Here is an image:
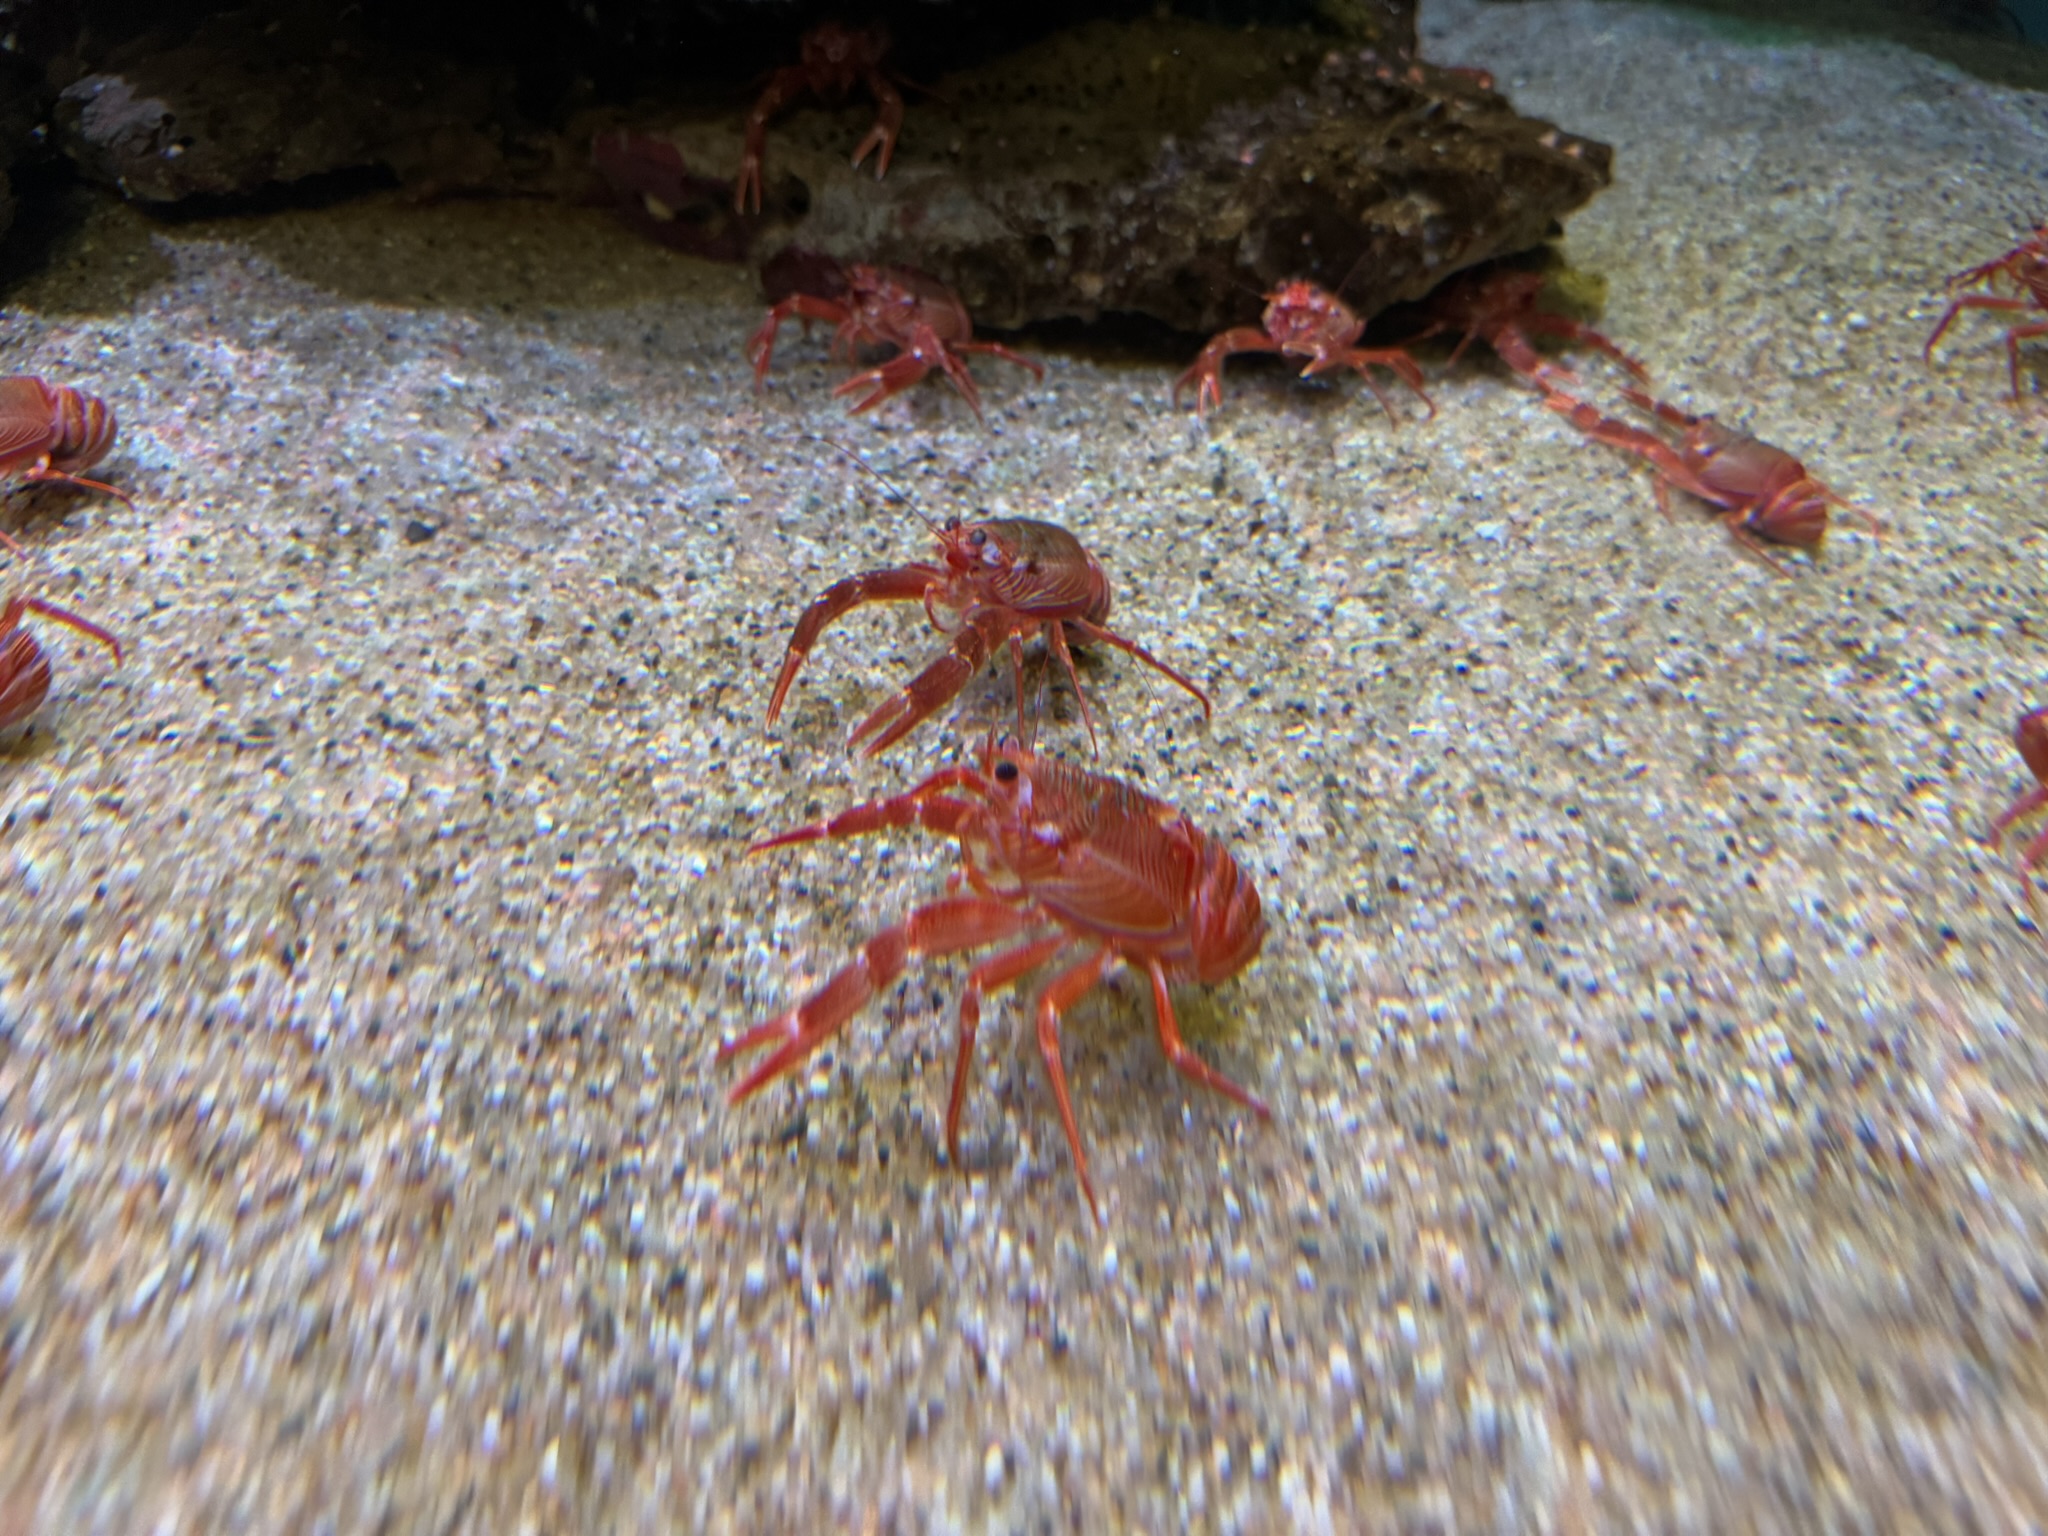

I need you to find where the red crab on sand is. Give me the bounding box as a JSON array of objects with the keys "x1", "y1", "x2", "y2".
[
  {"x1": 749, "y1": 256, "x2": 1042, "y2": 422},
  {"x1": 1174, "y1": 279, "x2": 1434, "y2": 421},
  {"x1": 1546, "y1": 385, "x2": 1880, "y2": 575},
  {"x1": 1925, "y1": 220, "x2": 2048, "y2": 402}
]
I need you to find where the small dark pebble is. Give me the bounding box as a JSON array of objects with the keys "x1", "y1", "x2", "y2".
[{"x1": 404, "y1": 519, "x2": 437, "y2": 544}]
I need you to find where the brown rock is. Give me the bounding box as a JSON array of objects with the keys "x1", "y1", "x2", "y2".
[
  {"x1": 51, "y1": 8, "x2": 525, "y2": 205},
  {"x1": 743, "y1": 18, "x2": 1610, "y2": 334}
]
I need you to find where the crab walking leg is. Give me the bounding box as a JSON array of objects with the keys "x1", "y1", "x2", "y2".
[
  {"x1": 720, "y1": 895, "x2": 1036, "y2": 1099},
  {"x1": 834, "y1": 322, "x2": 986, "y2": 421},
  {"x1": 1459, "y1": 322, "x2": 1576, "y2": 388},
  {"x1": 1297, "y1": 346, "x2": 1436, "y2": 422},
  {"x1": 12, "y1": 596, "x2": 123, "y2": 664},
  {"x1": 1993, "y1": 785, "x2": 2048, "y2": 847},
  {"x1": 945, "y1": 932, "x2": 1072, "y2": 1162},
  {"x1": 1042, "y1": 621, "x2": 1100, "y2": 754},
  {"x1": 1005, "y1": 630, "x2": 1031, "y2": 742},
  {"x1": 1144, "y1": 958, "x2": 1269, "y2": 1115},
  {"x1": 1924, "y1": 292, "x2": 2034, "y2": 378},
  {"x1": 1519, "y1": 310, "x2": 1650, "y2": 381},
  {"x1": 766, "y1": 565, "x2": 943, "y2": 725},
  {"x1": 1032, "y1": 946, "x2": 1121, "y2": 1222},
  {"x1": 954, "y1": 340, "x2": 1047, "y2": 382},
  {"x1": 1542, "y1": 394, "x2": 1729, "y2": 505},
  {"x1": 15, "y1": 462, "x2": 135, "y2": 508},
  {"x1": 1066, "y1": 617, "x2": 1214, "y2": 719},
  {"x1": 2001, "y1": 319, "x2": 2048, "y2": 401},
  {"x1": 748, "y1": 293, "x2": 854, "y2": 384},
  {"x1": 736, "y1": 65, "x2": 813, "y2": 213},
  {"x1": 850, "y1": 71, "x2": 905, "y2": 175},
  {"x1": 2020, "y1": 825, "x2": 2048, "y2": 917},
  {"x1": 1172, "y1": 329, "x2": 1279, "y2": 415}
]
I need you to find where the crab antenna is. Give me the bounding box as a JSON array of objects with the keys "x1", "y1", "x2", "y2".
[
  {"x1": 818, "y1": 437, "x2": 945, "y2": 537},
  {"x1": 1330, "y1": 245, "x2": 1378, "y2": 305}
]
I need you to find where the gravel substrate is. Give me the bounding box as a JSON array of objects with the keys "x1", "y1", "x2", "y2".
[{"x1": 5, "y1": 2, "x2": 2048, "y2": 1530}]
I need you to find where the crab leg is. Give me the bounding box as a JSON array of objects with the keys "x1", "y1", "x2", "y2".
[
  {"x1": 849, "y1": 606, "x2": 1015, "y2": 756},
  {"x1": 1032, "y1": 946, "x2": 1120, "y2": 1222},
  {"x1": 1173, "y1": 329, "x2": 1280, "y2": 416},
  {"x1": 736, "y1": 64, "x2": 813, "y2": 213},
  {"x1": 766, "y1": 564, "x2": 944, "y2": 724},
  {"x1": 850, "y1": 71, "x2": 905, "y2": 176},
  {"x1": 955, "y1": 340, "x2": 1047, "y2": 382},
  {"x1": 749, "y1": 294, "x2": 852, "y2": 386},
  {"x1": 1543, "y1": 393, "x2": 1730, "y2": 507},
  {"x1": 1721, "y1": 520, "x2": 1797, "y2": 579},
  {"x1": 8, "y1": 595, "x2": 123, "y2": 663},
  {"x1": 1300, "y1": 346, "x2": 1436, "y2": 422},
  {"x1": 720, "y1": 895, "x2": 1035, "y2": 1100},
  {"x1": 1924, "y1": 292, "x2": 2031, "y2": 366},
  {"x1": 1993, "y1": 785, "x2": 2048, "y2": 847},
  {"x1": 1520, "y1": 311, "x2": 1650, "y2": 381},
  {"x1": 1144, "y1": 957, "x2": 1269, "y2": 1116},
  {"x1": 835, "y1": 322, "x2": 983, "y2": 421},
  {"x1": 946, "y1": 932, "x2": 1072, "y2": 1161},
  {"x1": 1064, "y1": 617, "x2": 1212, "y2": 721},
  {"x1": 2020, "y1": 826, "x2": 2048, "y2": 917},
  {"x1": 16, "y1": 458, "x2": 136, "y2": 510}
]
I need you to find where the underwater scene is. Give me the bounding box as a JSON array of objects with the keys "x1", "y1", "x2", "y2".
[{"x1": 2, "y1": 0, "x2": 2048, "y2": 1528}]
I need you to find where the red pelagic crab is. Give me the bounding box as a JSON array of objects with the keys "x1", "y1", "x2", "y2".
[
  {"x1": 0, "y1": 532, "x2": 122, "y2": 733},
  {"x1": 1546, "y1": 385, "x2": 1880, "y2": 574},
  {"x1": 1407, "y1": 266, "x2": 1647, "y2": 390},
  {"x1": 736, "y1": 22, "x2": 907, "y2": 215},
  {"x1": 0, "y1": 376, "x2": 133, "y2": 510},
  {"x1": 722, "y1": 739, "x2": 1270, "y2": 1222},
  {"x1": 767, "y1": 512, "x2": 1210, "y2": 756},
  {"x1": 1925, "y1": 220, "x2": 2048, "y2": 401},
  {"x1": 749, "y1": 258, "x2": 1042, "y2": 422},
  {"x1": 1991, "y1": 706, "x2": 2048, "y2": 915},
  {"x1": 1175, "y1": 279, "x2": 1434, "y2": 421}
]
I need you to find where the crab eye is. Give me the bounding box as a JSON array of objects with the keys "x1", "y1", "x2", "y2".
[
  {"x1": 993, "y1": 759, "x2": 1019, "y2": 783},
  {"x1": 968, "y1": 528, "x2": 987, "y2": 547}
]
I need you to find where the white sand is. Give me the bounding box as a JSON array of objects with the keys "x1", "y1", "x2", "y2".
[{"x1": 3, "y1": 2, "x2": 2048, "y2": 1528}]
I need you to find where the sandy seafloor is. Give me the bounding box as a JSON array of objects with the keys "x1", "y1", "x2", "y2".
[{"x1": 5, "y1": 1, "x2": 2048, "y2": 1530}]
